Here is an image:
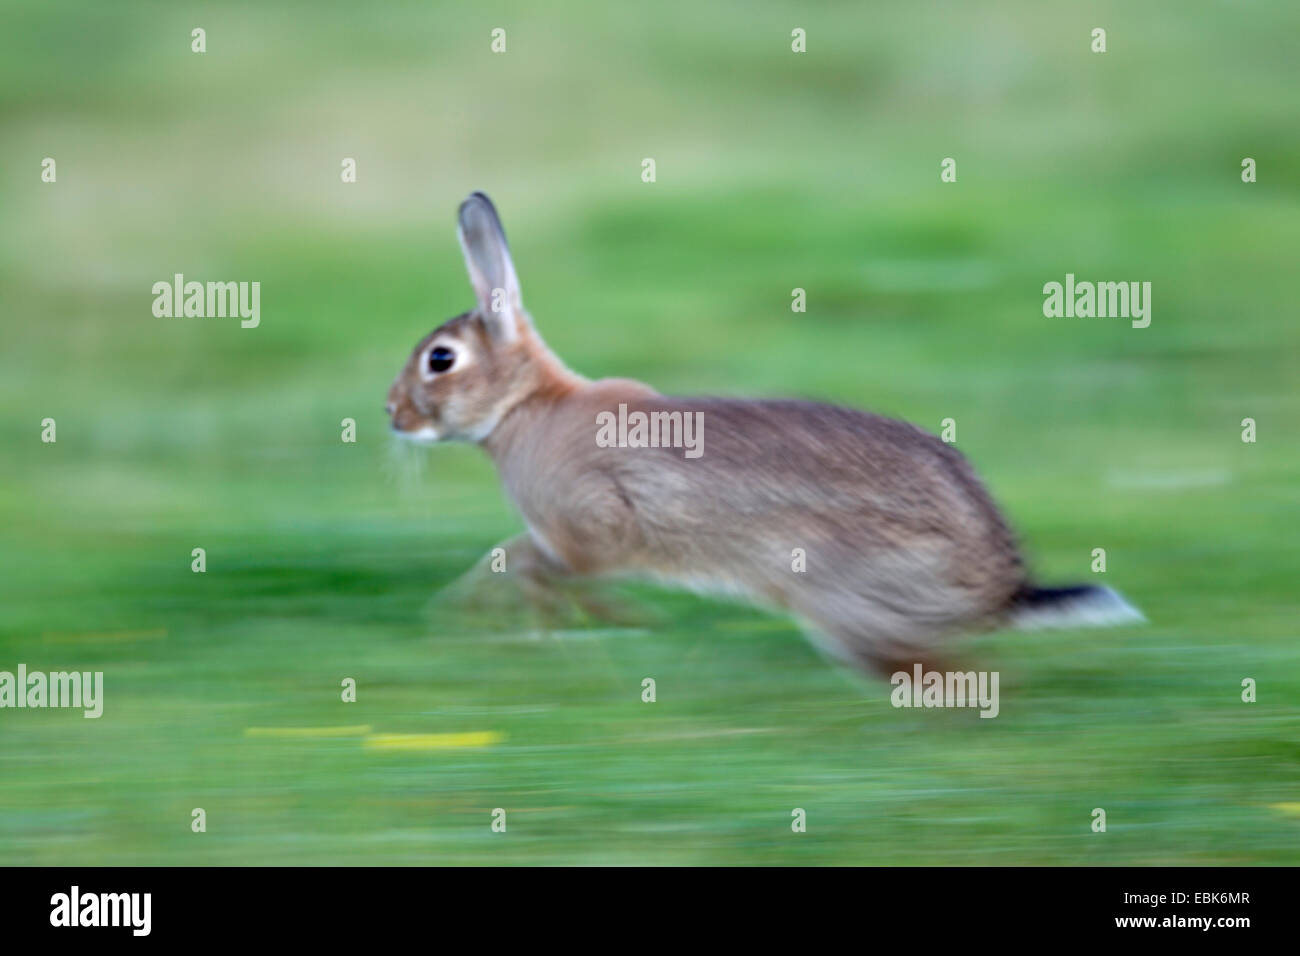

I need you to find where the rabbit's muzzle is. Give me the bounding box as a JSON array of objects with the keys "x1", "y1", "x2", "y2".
[{"x1": 386, "y1": 380, "x2": 439, "y2": 442}]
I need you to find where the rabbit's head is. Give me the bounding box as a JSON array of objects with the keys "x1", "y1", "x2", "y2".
[{"x1": 387, "y1": 193, "x2": 577, "y2": 444}]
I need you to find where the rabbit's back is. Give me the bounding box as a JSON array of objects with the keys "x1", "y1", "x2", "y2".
[{"x1": 489, "y1": 386, "x2": 1027, "y2": 641}]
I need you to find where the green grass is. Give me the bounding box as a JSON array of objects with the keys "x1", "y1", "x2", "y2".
[{"x1": 1, "y1": 0, "x2": 1299, "y2": 864}]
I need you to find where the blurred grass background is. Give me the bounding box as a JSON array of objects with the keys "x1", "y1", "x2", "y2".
[{"x1": 2, "y1": 0, "x2": 1299, "y2": 864}]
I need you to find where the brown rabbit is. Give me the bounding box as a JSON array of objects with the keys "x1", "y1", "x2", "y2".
[{"x1": 387, "y1": 192, "x2": 1143, "y2": 676}]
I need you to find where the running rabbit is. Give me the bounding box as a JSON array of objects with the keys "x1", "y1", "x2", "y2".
[{"x1": 386, "y1": 192, "x2": 1142, "y2": 675}]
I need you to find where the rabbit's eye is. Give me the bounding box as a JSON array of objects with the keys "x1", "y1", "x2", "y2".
[{"x1": 427, "y1": 346, "x2": 455, "y2": 373}]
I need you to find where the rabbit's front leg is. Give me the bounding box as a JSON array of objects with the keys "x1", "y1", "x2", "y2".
[
  {"x1": 490, "y1": 532, "x2": 574, "y2": 620},
  {"x1": 495, "y1": 533, "x2": 649, "y2": 627},
  {"x1": 431, "y1": 533, "x2": 566, "y2": 623},
  {"x1": 433, "y1": 532, "x2": 649, "y2": 630}
]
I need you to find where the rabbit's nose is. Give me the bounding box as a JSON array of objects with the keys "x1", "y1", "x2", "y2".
[{"x1": 385, "y1": 402, "x2": 396, "y2": 417}]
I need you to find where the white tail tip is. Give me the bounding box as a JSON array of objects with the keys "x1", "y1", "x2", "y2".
[{"x1": 1011, "y1": 585, "x2": 1146, "y2": 631}]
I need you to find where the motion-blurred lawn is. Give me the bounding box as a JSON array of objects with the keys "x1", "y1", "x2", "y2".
[{"x1": 2, "y1": 1, "x2": 1299, "y2": 864}]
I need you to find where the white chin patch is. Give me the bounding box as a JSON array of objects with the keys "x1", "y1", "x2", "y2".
[{"x1": 394, "y1": 425, "x2": 440, "y2": 445}]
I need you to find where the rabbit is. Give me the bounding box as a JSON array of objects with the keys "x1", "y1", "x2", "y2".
[{"x1": 386, "y1": 192, "x2": 1144, "y2": 676}]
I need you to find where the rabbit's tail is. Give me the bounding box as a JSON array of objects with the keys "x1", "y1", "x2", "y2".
[{"x1": 1008, "y1": 584, "x2": 1145, "y2": 630}]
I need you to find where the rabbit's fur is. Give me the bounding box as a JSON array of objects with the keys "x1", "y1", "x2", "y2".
[{"x1": 387, "y1": 193, "x2": 1141, "y2": 676}]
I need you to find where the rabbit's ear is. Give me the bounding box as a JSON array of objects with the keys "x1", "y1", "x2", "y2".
[{"x1": 457, "y1": 192, "x2": 526, "y2": 340}]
